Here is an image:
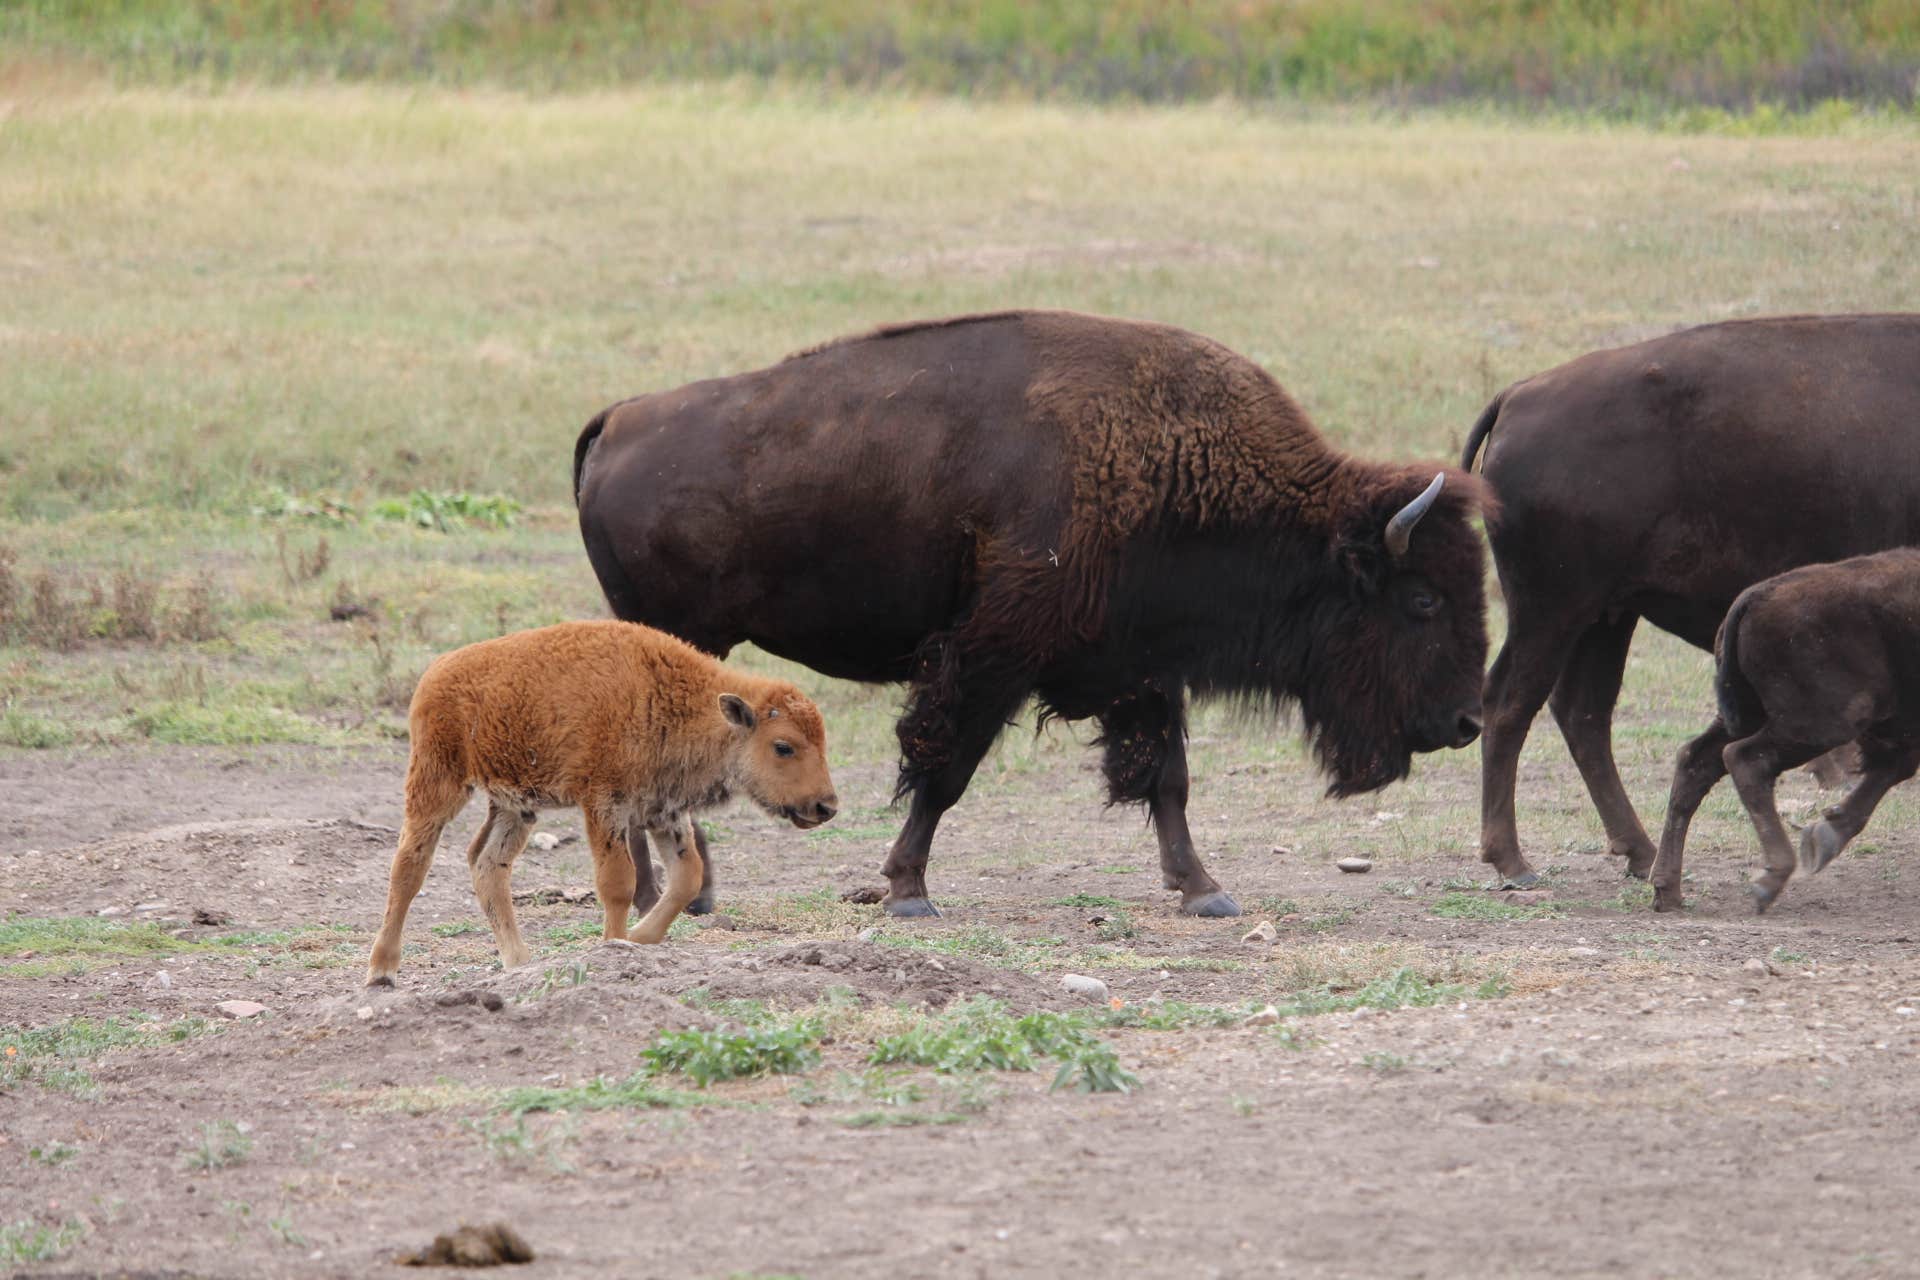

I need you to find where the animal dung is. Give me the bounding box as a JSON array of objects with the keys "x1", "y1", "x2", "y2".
[
  {"x1": 399, "y1": 1222, "x2": 534, "y2": 1267},
  {"x1": 1336, "y1": 857, "x2": 1373, "y2": 874}
]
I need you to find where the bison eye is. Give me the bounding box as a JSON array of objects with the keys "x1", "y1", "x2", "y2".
[
  {"x1": 773, "y1": 740, "x2": 796, "y2": 758},
  {"x1": 1409, "y1": 590, "x2": 1441, "y2": 618}
]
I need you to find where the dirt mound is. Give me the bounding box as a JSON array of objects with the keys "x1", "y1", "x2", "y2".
[
  {"x1": 673, "y1": 938, "x2": 1061, "y2": 1010},
  {"x1": 12, "y1": 816, "x2": 587, "y2": 931}
]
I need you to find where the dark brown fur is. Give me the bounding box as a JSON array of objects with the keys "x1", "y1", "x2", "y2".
[
  {"x1": 577, "y1": 310, "x2": 1490, "y2": 917},
  {"x1": 1652, "y1": 549, "x2": 1920, "y2": 913},
  {"x1": 1463, "y1": 313, "x2": 1920, "y2": 886}
]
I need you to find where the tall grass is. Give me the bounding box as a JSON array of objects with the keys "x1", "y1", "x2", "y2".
[{"x1": 6, "y1": 1, "x2": 1920, "y2": 113}]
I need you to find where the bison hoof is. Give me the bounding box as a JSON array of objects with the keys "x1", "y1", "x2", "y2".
[
  {"x1": 365, "y1": 974, "x2": 396, "y2": 989},
  {"x1": 1651, "y1": 889, "x2": 1683, "y2": 913},
  {"x1": 1799, "y1": 821, "x2": 1844, "y2": 875},
  {"x1": 1181, "y1": 890, "x2": 1241, "y2": 918},
  {"x1": 1498, "y1": 870, "x2": 1541, "y2": 890},
  {"x1": 1749, "y1": 883, "x2": 1781, "y2": 915},
  {"x1": 884, "y1": 896, "x2": 942, "y2": 919},
  {"x1": 685, "y1": 890, "x2": 716, "y2": 916}
]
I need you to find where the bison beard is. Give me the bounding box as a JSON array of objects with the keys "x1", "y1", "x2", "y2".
[{"x1": 575, "y1": 310, "x2": 1490, "y2": 917}]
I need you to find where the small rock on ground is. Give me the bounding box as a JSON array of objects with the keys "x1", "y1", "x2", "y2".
[
  {"x1": 1502, "y1": 890, "x2": 1552, "y2": 905},
  {"x1": 1241, "y1": 1005, "x2": 1280, "y2": 1028},
  {"x1": 215, "y1": 1000, "x2": 267, "y2": 1019},
  {"x1": 1241, "y1": 921, "x2": 1278, "y2": 945},
  {"x1": 529, "y1": 832, "x2": 560, "y2": 851},
  {"x1": 1743, "y1": 957, "x2": 1779, "y2": 977},
  {"x1": 1336, "y1": 857, "x2": 1373, "y2": 874},
  {"x1": 1568, "y1": 946, "x2": 1601, "y2": 958},
  {"x1": 1061, "y1": 973, "x2": 1109, "y2": 1001}
]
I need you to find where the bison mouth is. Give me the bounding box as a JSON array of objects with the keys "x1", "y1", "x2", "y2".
[{"x1": 1322, "y1": 749, "x2": 1413, "y2": 799}]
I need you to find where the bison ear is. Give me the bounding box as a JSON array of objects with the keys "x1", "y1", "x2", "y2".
[
  {"x1": 1336, "y1": 537, "x2": 1388, "y2": 595},
  {"x1": 718, "y1": 693, "x2": 757, "y2": 732}
]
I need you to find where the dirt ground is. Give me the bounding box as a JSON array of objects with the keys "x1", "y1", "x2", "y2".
[{"x1": 6, "y1": 740, "x2": 1920, "y2": 1280}]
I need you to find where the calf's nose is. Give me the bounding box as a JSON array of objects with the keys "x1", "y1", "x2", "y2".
[{"x1": 814, "y1": 797, "x2": 838, "y2": 824}]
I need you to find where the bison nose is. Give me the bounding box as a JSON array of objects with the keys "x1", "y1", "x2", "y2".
[
  {"x1": 814, "y1": 798, "x2": 838, "y2": 824},
  {"x1": 1454, "y1": 712, "x2": 1483, "y2": 748}
]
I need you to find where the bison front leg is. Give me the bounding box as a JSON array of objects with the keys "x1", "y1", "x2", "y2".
[
  {"x1": 1478, "y1": 608, "x2": 1582, "y2": 887},
  {"x1": 1723, "y1": 731, "x2": 1822, "y2": 913},
  {"x1": 629, "y1": 817, "x2": 702, "y2": 944},
  {"x1": 1799, "y1": 743, "x2": 1920, "y2": 875},
  {"x1": 1098, "y1": 686, "x2": 1237, "y2": 917},
  {"x1": 881, "y1": 669, "x2": 1029, "y2": 918}
]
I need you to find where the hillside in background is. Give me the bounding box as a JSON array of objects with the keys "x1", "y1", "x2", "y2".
[{"x1": 7, "y1": 0, "x2": 1920, "y2": 114}]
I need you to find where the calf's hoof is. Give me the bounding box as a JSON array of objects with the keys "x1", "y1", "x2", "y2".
[
  {"x1": 1799, "y1": 821, "x2": 1844, "y2": 875},
  {"x1": 1749, "y1": 882, "x2": 1782, "y2": 915},
  {"x1": 365, "y1": 974, "x2": 396, "y2": 989},
  {"x1": 883, "y1": 896, "x2": 942, "y2": 919},
  {"x1": 1180, "y1": 890, "x2": 1241, "y2": 918},
  {"x1": 685, "y1": 890, "x2": 716, "y2": 916}
]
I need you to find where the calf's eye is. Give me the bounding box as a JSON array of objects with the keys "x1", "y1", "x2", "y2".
[{"x1": 773, "y1": 741, "x2": 796, "y2": 758}]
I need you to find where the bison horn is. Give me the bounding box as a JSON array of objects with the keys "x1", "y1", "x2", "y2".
[{"x1": 1384, "y1": 472, "x2": 1446, "y2": 559}]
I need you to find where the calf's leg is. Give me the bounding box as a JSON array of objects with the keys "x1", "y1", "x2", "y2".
[
  {"x1": 632, "y1": 821, "x2": 716, "y2": 917},
  {"x1": 585, "y1": 806, "x2": 637, "y2": 941},
  {"x1": 1649, "y1": 719, "x2": 1732, "y2": 913},
  {"x1": 366, "y1": 755, "x2": 467, "y2": 987},
  {"x1": 1800, "y1": 743, "x2": 1920, "y2": 874},
  {"x1": 1097, "y1": 683, "x2": 1236, "y2": 917},
  {"x1": 1723, "y1": 731, "x2": 1822, "y2": 913},
  {"x1": 470, "y1": 802, "x2": 536, "y2": 967},
  {"x1": 629, "y1": 817, "x2": 703, "y2": 944}
]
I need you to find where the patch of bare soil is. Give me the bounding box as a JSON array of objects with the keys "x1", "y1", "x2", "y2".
[{"x1": 5, "y1": 744, "x2": 1920, "y2": 1279}]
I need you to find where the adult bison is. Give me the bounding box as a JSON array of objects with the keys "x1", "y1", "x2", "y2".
[
  {"x1": 576, "y1": 310, "x2": 1489, "y2": 918},
  {"x1": 1463, "y1": 313, "x2": 1920, "y2": 888}
]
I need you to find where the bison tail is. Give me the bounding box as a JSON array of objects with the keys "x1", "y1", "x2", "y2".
[
  {"x1": 1459, "y1": 387, "x2": 1509, "y2": 473},
  {"x1": 572, "y1": 406, "x2": 613, "y2": 507},
  {"x1": 1714, "y1": 593, "x2": 1765, "y2": 739}
]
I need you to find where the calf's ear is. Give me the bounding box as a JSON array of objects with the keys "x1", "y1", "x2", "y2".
[{"x1": 718, "y1": 693, "x2": 757, "y2": 731}]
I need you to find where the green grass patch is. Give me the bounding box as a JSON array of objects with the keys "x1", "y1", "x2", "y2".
[
  {"x1": 643, "y1": 1018, "x2": 823, "y2": 1086},
  {"x1": 182, "y1": 1119, "x2": 253, "y2": 1172},
  {"x1": 1050, "y1": 893, "x2": 1128, "y2": 909},
  {"x1": 0, "y1": 1218, "x2": 86, "y2": 1265},
  {"x1": 430, "y1": 920, "x2": 485, "y2": 938},
  {"x1": 11, "y1": 0, "x2": 1920, "y2": 118},
  {"x1": 870, "y1": 997, "x2": 1138, "y2": 1094},
  {"x1": 0, "y1": 915, "x2": 200, "y2": 962},
  {"x1": 0, "y1": 708, "x2": 76, "y2": 749},
  {"x1": 1, "y1": 1013, "x2": 223, "y2": 1096},
  {"x1": 1430, "y1": 891, "x2": 1561, "y2": 922},
  {"x1": 1090, "y1": 1000, "x2": 1255, "y2": 1031},
  {"x1": 502, "y1": 1073, "x2": 715, "y2": 1116},
  {"x1": 1274, "y1": 965, "x2": 1509, "y2": 1018}
]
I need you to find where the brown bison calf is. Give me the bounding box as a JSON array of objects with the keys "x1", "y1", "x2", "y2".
[
  {"x1": 1652, "y1": 549, "x2": 1920, "y2": 914},
  {"x1": 366, "y1": 620, "x2": 838, "y2": 986}
]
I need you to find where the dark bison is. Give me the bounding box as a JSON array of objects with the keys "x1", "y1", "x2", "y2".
[
  {"x1": 1652, "y1": 549, "x2": 1920, "y2": 913},
  {"x1": 1462, "y1": 314, "x2": 1920, "y2": 887},
  {"x1": 576, "y1": 310, "x2": 1490, "y2": 918}
]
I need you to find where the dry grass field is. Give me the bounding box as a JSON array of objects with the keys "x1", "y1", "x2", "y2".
[{"x1": 4, "y1": 77, "x2": 1920, "y2": 1277}]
